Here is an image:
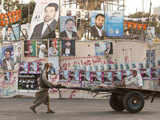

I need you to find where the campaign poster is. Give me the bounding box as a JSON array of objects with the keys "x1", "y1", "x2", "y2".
[
  {"x1": 24, "y1": 40, "x2": 36, "y2": 57},
  {"x1": 0, "y1": 72, "x2": 18, "y2": 97},
  {"x1": 60, "y1": 16, "x2": 78, "y2": 40},
  {"x1": 19, "y1": 62, "x2": 29, "y2": 74},
  {"x1": 14, "y1": 42, "x2": 23, "y2": 65},
  {"x1": 3, "y1": 24, "x2": 20, "y2": 42},
  {"x1": 105, "y1": 11, "x2": 123, "y2": 37},
  {"x1": 68, "y1": 71, "x2": 76, "y2": 82},
  {"x1": 95, "y1": 41, "x2": 113, "y2": 56},
  {"x1": 90, "y1": 11, "x2": 106, "y2": 39},
  {"x1": 96, "y1": 72, "x2": 102, "y2": 82},
  {"x1": 75, "y1": 70, "x2": 80, "y2": 81},
  {"x1": 3, "y1": 72, "x2": 11, "y2": 82},
  {"x1": 0, "y1": 46, "x2": 14, "y2": 71},
  {"x1": 103, "y1": 72, "x2": 112, "y2": 85},
  {"x1": 86, "y1": 71, "x2": 90, "y2": 81},
  {"x1": 145, "y1": 27, "x2": 155, "y2": 43},
  {"x1": 48, "y1": 57, "x2": 59, "y2": 83},
  {"x1": 48, "y1": 38, "x2": 60, "y2": 57},
  {"x1": 61, "y1": 40, "x2": 75, "y2": 56},
  {"x1": 60, "y1": 16, "x2": 76, "y2": 32},
  {"x1": 37, "y1": 40, "x2": 48, "y2": 58},
  {"x1": 90, "y1": 11, "x2": 104, "y2": 28},
  {"x1": 28, "y1": 62, "x2": 38, "y2": 74},
  {"x1": 29, "y1": 0, "x2": 59, "y2": 39},
  {"x1": 63, "y1": 70, "x2": 69, "y2": 81},
  {"x1": 20, "y1": 23, "x2": 29, "y2": 40}
]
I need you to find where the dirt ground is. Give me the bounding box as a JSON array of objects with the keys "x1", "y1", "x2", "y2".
[{"x1": 0, "y1": 98, "x2": 160, "y2": 120}]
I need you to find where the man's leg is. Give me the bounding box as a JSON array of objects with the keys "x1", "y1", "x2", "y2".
[
  {"x1": 46, "y1": 95, "x2": 55, "y2": 113},
  {"x1": 30, "y1": 99, "x2": 43, "y2": 114}
]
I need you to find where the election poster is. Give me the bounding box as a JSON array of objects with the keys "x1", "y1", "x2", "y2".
[{"x1": 29, "y1": 0, "x2": 59, "y2": 39}]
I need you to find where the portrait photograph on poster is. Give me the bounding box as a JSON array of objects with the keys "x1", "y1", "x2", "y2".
[
  {"x1": 95, "y1": 41, "x2": 113, "y2": 56},
  {"x1": 60, "y1": 16, "x2": 79, "y2": 40},
  {"x1": 2, "y1": 24, "x2": 20, "y2": 42},
  {"x1": 28, "y1": 62, "x2": 40, "y2": 74},
  {"x1": 24, "y1": 40, "x2": 36, "y2": 57},
  {"x1": 19, "y1": 62, "x2": 29, "y2": 74},
  {"x1": 48, "y1": 57, "x2": 59, "y2": 75},
  {"x1": 90, "y1": 11, "x2": 105, "y2": 39},
  {"x1": 37, "y1": 40, "x2": 48, "y2": 58},
  {"x1": 14, "y1": 42, "x2": 23, "y2": 65},
  {"x1": 48, "y1": 38, "x2": 60, "y2": 57},
  {"x1": 20, "y1": 23, "x2": 29, "y2": 40},
  {"x1": 61, "y1": 40, "x2": 75, "y2": 56},
  {"x1": 0, "y1": 46, "x2": 14, "y2": 71},
  {"x1": 29, "y1": 0, "x2": 59, "y2": 39}
]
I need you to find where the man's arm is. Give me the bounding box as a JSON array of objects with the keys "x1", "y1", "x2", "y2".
[{"x1": 41, "y1": 72, "x2": 53, "y2": 88}]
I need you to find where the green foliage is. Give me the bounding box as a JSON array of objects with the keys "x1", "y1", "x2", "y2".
[{"x1": 128, "y1": 12, "x2": 150, "y2": 18}]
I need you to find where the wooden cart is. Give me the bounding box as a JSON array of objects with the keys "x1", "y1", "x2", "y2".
[{"x1": 57, "y1": 86, "x2": 160, "y2": 113}]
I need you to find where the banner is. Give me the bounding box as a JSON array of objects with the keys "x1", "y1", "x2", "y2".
[{"x1": 0, "y1": 9, "x2": 21, "y2": 26}]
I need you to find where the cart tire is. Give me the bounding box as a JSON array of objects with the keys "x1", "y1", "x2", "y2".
[
  {"x1": 123, "y1": 91, "x2": 144, "y2": 113},
  {"x1": 109, "y1": 94, "x2": 125, "y2": 112}
]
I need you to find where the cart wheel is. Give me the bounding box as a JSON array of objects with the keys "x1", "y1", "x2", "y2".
[
  {"x1": 123, "y1": 91, "x2": 144, "y2": 113},
  {"x1": 109, "y1": 94, "x2": 125, "y2": 112}
]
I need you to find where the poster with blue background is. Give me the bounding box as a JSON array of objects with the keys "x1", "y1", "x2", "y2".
[
  {"x1": 0, "y1": 46, "x2": 14, "y2": 67},
  {"x1": 3, "y1": 24, "x2": 20, "y2": 41},
  {"x1": 105, "y1": 11, "x2": 123, "y2": 37}
]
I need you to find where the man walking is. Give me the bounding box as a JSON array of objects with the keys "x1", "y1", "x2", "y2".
[{"x1": 30, "y1": 63, "x2": 59, "y2": 113}]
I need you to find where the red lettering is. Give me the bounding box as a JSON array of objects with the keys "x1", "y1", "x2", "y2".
[
  {"x1": 4, "y1": 14, "x2": 9, "y2": 25},
  {"x1": 0, "y1": 14, "x2": 5, "y2": 26},
  {"x1": 8, "y1": 12, "x2": 12, "y2": 24},
  {"x1": 12, "y1": 11, "x2": 16, "y2": 23},
  {"x1": 17, "y1": 9, "x2": 21, "y2": 21}
]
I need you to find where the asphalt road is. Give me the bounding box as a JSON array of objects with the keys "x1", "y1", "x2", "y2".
[{"x1": 0, "y1": 98, "x2": 160, "y2": 120}]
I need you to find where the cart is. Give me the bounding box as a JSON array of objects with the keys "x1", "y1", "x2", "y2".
[{"x1": 56, "y1": 86, "x2": 160, "y2": 113}]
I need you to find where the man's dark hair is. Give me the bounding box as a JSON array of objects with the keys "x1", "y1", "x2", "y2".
[
  {"x1": 45, "y1": 2, "x2": 58, "y2": 11},
  {"x1": 6, "y1": 25, "x2": 12, "y2": 30},
  {"x1": 95, "y1": 14, "x2": 105, "y2": 19},
  {"x1": 5, "y1": 48, "x2": 11, "y2": 55},
  {"x1": 65, "y1": 18, "x2": 75, "y2": 25}
]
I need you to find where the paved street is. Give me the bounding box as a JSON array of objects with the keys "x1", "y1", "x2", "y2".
[{"x1": 0, "y1": 98, "x2": 160, "y2": 120}]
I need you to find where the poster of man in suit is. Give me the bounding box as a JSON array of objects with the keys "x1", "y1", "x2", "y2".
[
  {"x1": 61, "y1": 40, "x2": 75, "y2": 56},
  {"x1": 60, "y1": 16, "x2": 79, "y2": 40},
  {"x1": 29, "y1": 0, "x2": 59, "y2": 39},
  {"x1": 0, "y1": 46, "x2": 14, "y2": 71},
  {"x1": 90, "y1": 11, "x2": 106, "y2": 39}
]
